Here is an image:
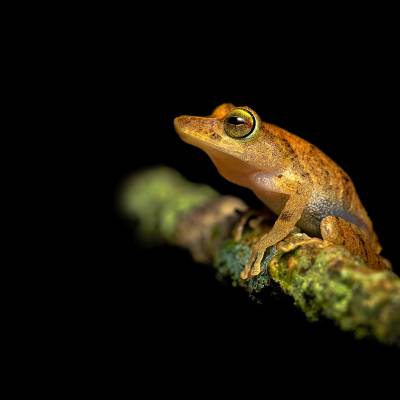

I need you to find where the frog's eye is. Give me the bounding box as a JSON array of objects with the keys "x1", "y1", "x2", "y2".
[{"x1": 224, "y1": 109, "x2": 255, "y2": 139}]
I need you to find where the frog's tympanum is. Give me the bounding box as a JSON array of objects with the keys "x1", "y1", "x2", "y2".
[{"x1": 174, "y1": 104, "x2": 389, "y2": 279}]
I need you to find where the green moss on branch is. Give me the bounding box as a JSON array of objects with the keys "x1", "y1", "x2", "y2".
[{"x1": 119, "y1": 166, "x2": 400, "y2": 347}]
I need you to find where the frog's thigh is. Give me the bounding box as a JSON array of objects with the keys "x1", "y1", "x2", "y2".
[{"x1": 320, "y1": 216, "x2": 386, "y2": 270}]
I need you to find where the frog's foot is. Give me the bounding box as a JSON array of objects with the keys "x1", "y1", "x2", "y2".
[
  {"x1": 320, "y1": 216, "x2": 391, "y2": 271},
  {"x1": 233, "y1": 209, "x2": 273, "y2": 242},
  {"x1": 240, "y1": 243, "x2": 268, "y2": 280}
]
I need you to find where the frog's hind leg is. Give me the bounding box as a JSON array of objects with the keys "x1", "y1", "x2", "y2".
[{"x1": 320, "y1": 216, "x2": 390, "y2": 270}]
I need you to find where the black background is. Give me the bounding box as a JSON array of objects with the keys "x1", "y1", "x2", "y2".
[{"x1": 97, "y1": 15, "x2": 400, "y2": 384}]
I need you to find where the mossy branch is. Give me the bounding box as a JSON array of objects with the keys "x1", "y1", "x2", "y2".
[{"x1": 119, "y1": 166, "x2": 400, "y2": 347}]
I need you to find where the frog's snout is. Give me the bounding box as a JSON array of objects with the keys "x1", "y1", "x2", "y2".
[
  {"x1": 173, "y1": 116, "x2": 189, "y2": 135},
  {"x1": 174, "y1": 115, "x2": 201, "y2": 145},
  {"x1": 174, "y1": 115, "x2": 202, "y2": 139},
  {"x1": 174, "y1": 115, "x2": 223, "y2": 149}
]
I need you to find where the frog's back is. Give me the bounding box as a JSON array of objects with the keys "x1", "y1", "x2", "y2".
[{"x1": 266, "y1": 122, "x2": 381, "y2": 251}]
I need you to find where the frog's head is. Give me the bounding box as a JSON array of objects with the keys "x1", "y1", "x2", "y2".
[{"x1": 174, "y1": 104, "x2": 270, "y2": 186}]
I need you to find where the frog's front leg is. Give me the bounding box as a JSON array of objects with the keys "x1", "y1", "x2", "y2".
[{"x1": 240, "y1": 186, "x2": 310, "y2": 280}]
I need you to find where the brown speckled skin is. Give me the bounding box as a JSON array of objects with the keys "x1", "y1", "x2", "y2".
[{"x1": 174, "y1": 104, "x2": 386, "y2": 277}]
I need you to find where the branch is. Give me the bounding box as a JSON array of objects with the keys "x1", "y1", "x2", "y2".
[{"x1": 119, "y1": 166, "x2": 400, "y2": 347}]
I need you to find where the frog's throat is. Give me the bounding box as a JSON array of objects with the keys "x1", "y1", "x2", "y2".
[{"x1": 205, "y1": 148, "x2": 267, "y2": 189}]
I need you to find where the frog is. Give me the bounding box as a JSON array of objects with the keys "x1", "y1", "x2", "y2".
[{"x1": 174, "y1": 104, "x2": 390, "y2": 279}]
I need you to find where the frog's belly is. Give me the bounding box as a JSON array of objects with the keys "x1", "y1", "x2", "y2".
[{"x1": 258, "y1": 192, "x2": 365, "y2": 237}]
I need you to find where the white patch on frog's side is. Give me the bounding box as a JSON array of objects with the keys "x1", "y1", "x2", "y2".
[{"x1": 250, "y1": 171, "x2": 290, "y2": 216}]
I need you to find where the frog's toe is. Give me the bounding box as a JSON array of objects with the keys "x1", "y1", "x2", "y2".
[
  {"x1": 240, "y1": 249, "x2": 265, "y2": 280},
  {"x1": 240, "y1": 252, "x2": 257, "y2": 280},
  {"x1": 249, "y1": 253, "x2": 263, "y2": 277},
  {"x1": 240, "y1": 264, "x2": 251, "y2": 280}
]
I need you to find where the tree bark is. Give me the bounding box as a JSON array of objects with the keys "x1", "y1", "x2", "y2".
[{"x1": 119, "y1": 166, "x2": 400, "y2": 347}]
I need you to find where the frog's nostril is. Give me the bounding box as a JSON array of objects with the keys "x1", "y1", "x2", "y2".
[
  {"x1": 174, "y1": 116, "x2": 191, "y2": 137},
  {"x1": 174, "y1": 116, "x2": 186, "y2": 127},
  {"x1": 173, "y1": 116, "x2": 181, "y2": 129}
]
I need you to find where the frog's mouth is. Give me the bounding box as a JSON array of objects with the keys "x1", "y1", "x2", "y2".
[{"x1": 174, "y1": 115, "x2": 243, "y2": 158}]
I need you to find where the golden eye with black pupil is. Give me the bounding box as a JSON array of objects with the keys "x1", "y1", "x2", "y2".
[{"x1": 223, "y1": 109, "x2": 255, "y2": 138}]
